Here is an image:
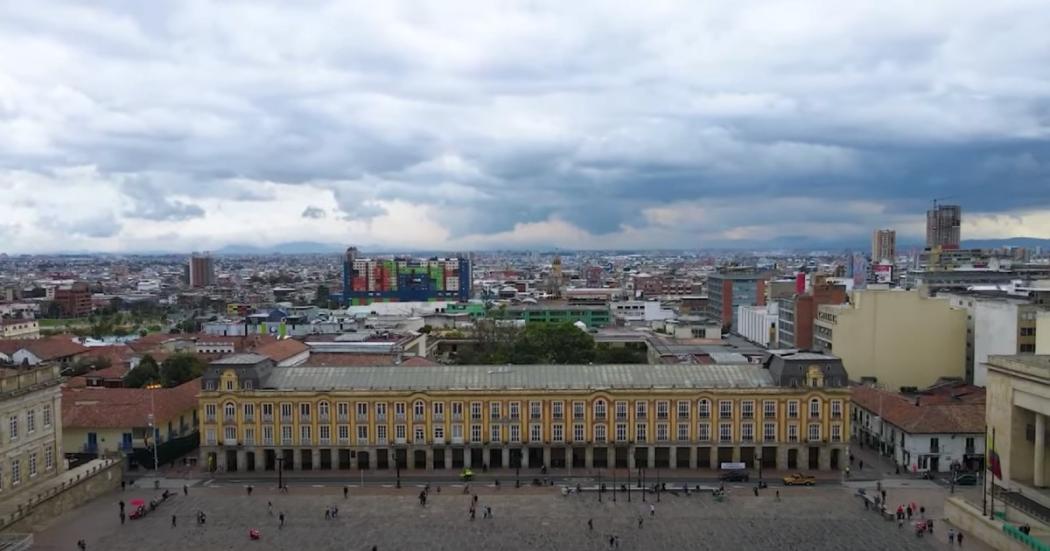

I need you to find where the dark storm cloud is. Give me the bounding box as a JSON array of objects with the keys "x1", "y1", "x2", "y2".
[{"x1": 1, "y1": 0, "x2": 1049, "y2": 251}]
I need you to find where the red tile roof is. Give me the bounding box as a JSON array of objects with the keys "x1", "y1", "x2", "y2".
[
  {"x1": 62, "y1": 378, "x2": 201, "y2": 429},
  {"x1": 254, "y1": 339, "x2": 308, "y2": 362},
  {"x1": 851, "y1": 385, "x2": 985, "y2": 434},
  {"x1": 21, "y1": 336, "x2": 88, "y2": 361}
]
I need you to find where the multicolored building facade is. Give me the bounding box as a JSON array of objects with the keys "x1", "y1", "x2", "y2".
[{"x1": 340, "y1": 247, "x2": 471, "y2": 306}]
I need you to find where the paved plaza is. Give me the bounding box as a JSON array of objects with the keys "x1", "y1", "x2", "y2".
[{"x1": 32, "y1": 483, "x2": 974, "y2": 550}]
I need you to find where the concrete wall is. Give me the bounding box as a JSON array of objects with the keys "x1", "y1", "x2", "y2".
[
  {"x1": 986, "y1": 359, "x2": 1050, "y2": 488},
  {"x1": 973, "y1": 300, "x2": 1019, "y2": 387},
  {"x1": 1037, "y1": 312, "x2": 1050, "y2": 354},
  {"x1": 736, "y1": 305, "x2": 777, "y2": 347},
  {"x1": 0, "y1": 460, "x2": 122, "y2": 534},
  {"x1": 944, "y1": 497, "x2": 1030, "y2": 551},
  {"x1": 826, "y1": 290, "x2": 967, "y2": 391}
]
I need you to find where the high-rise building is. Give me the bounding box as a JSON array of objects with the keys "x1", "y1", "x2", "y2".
[
  {"x1": 188, "y1": 253, "x2": 216, "y2": 288},
  {"x1": 53, "y1": 282, "x2": 93, "y2": 318},
  {"x1": 340, "y1": 246, "x2": 471, "y2": 306},
  {"x1": 706, "y1": 270, "x2": 770, "y2": 330},
  {"x1": 926, "y1": 205, "x2": 961, "y2": 250},
  {"x1": 871, "y1": 229, "x2": 896, "y2": 263}
]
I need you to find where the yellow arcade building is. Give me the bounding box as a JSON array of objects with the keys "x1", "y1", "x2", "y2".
[{"x1": 198, "y1": 351, "x2": 850, "y2": 474}]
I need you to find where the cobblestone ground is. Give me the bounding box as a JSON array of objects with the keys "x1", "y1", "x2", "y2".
[{"x1": 36, "y1": 485, "x2": 952, "y2": 551}]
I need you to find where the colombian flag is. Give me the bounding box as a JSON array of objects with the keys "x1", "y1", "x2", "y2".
[{"x1": 989, "y1": 428, "x2": 1002, "y2": 480}]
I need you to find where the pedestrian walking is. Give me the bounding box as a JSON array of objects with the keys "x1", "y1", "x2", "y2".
[
  {"x1": 77, "y1": 539, "x2": 86, "y2": 550},
  {"x1": 920, "y1": 506, "x2": 925, "y2": 518},
  {"x1": 948, "y1": 529, "x2": 955, "y2": 544},
  {"x1": 957, "y1": 532, "x2": 963, "y2": 546},
  {"x1": 344, "y1": 486, "x2": 349, "y2": 499},
  {"x1": 859, "y1": 460, "x2": 864, "y2": 470},
  {"x1": 588, "y1": 518, "x2": 593, "y2": 531},
  {"x1": 119, "y1": 512, "x2": 125, "y2": 525},
  {"x1": 898, "y1": 518, "x2": 903, "y2": 529},
  {"x1": 753, "y1": 486, "x2": 759, "y2": 497},
  {"x1": 486, "y1": 506, "x2": 492, "y2": 519},
  {"x1": 121, "y1": 480, "x2": 126, "y2": 491},
  {"x1": 849, "y1": 453, "x2": 854, "y2": 465},
  {"x1": 171, "y1": 515, "x2": 177, "y2": 528},
  {"x1": 638, "y1": 516, "x2": 644, "y2": 529},
  {"x1": 881, "y1": 489, "x2": 886, "y2": 502},
  {"x1": 247, "y1": 485, "x2": 253, "y2": 496},
  {"x1": 325, "y1": 508, "x2": 331, "y2": 520},
  {"x1": 775, "y1": 490, "x2": 780, "y2": 501},
  {"x1": 267, "y1": 501, "x2": 273, "y2": 516},
  {"x1": 469, "y1": 507, "x2": 475, "y2": 521},
  {"x1": 183, "y1": 485, "x2": 188, "y2": 496},
  {"x1": 279, "y1": 512, "x2": 285, "y2": 528},
  {"x1": 118, "y1": 500, "x2": 125, "y2": 513},
  {"x1": 608, "y1": 535, "x2": 615, "y2": 549},
  {"x1": 906, "y1": 505, "x2": 912, "y2": 520},
  {"x1": 846, "y1": 466, "x2": 851, "y2": 479},
  {"x1": 650, "y1": 504, "x2": 655, "y2": 517}
]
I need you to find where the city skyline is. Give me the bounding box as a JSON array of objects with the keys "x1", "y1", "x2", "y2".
[{"x1": 1, "y1": 1, "x2": 1049, "y2": 254}]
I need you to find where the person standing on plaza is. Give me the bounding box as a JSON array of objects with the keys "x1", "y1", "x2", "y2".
[
  {"x1": 638, "y1": 516, "x2": 644, "y2": 529},
  {"x1": 183, "y1": 484, "x2": 188, "y2": 496},
  {"x1": 588, "y1": 519, "x2": 593, "y2": 531},
  {"x1": 957, "y1": 531, "x2": 963, "y2": 546},
  {"x1": 279, "y1": 512, "x2": 285, "y2": 528},
  {"x1": 948, "y1": 529, "x2": 955, "y2": 544},
  {"x1": 344, "y1": 486, "x2": 349, "y2": 499},
  {"x1": 859, "y1": 460, "x2": 864, "y2": 470},
  {"x1": 906, "y1": 505, "x2": 912, "y2": 520},
  {"x1": 267, "y1": 501, "x2": 273, "y2": 516},
  {"x1": 171, "y1": 515, "x2": 177, "y2": 528},
  {"x1": 650, "y1": 504, "x2": 655, "y2": 517}
]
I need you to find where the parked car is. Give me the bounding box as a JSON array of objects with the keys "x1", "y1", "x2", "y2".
[
  {"x1": 953, "y1": 473, "x2": 978, "y2": 486},
  {"x1": 719, "y1": 470, "x2": 750, "y2": 482},
  {"x1": 782, "y1": 473, "x2": 817, "y2": 486}
]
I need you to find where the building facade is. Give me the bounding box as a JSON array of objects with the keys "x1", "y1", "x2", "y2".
[
  {"x1": 341, "y1": 247, "x2": 471, "y2": 306},
  {"x1": 706, "y1": 271, "x2": 769, "y2": 331},
  {"x1": 926, "y1": 204, "x2": 962, "y2": 250},
  {"x1": 504, "y1": 304, "x2": 611, "y2": 328},
  {"x1": 736, "y1": 304, "x2": 778, "y2": 347},
  {"x1": 814, "y1": 289, "x2": 967, "y2": 391},
  {"x1": 188, "y1": 253, "x2": 216, "y2": 288},
  {"x1": 872, "y1": 229, "x2": 897, "y2": 263},
  {"x1": 198, "y1": 356, "x2": 850, "y2": 474},
  {"x1": 53, "y1": 283, "x2": 92, "y2": 318},
  {"x1": 777, "y1": 276, "x2": 848, "y2": 350},
  {"x1": 0, "y1": 319, "x2": 40, "y2": 340},
  {"x1": 0, "y1": 365, "x2": 64, "y2": 500},
  {"x1": 985, "y1": 355, "x2": 1049, "y2": 492}
]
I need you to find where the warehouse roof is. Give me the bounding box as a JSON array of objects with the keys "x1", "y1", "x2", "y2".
[{"x1": 261, "y1": 363, "x2": 776, "y2": 391}]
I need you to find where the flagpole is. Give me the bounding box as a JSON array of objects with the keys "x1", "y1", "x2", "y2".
[
  {"x1": 989, "y1": 427, "x2": 995, "y2": 520},
  {"x1": 982, "y1": 425, "x2": 988, "y2": 516}
]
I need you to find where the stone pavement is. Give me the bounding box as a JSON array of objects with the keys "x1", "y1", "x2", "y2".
[{"x1": 30, "y1": 482, "x2": 983, "y2": 551}]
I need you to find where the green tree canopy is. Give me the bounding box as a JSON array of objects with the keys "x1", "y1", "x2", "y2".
[
  {"x1": 159, "y1": 353, "x2": 207, "y2": 387},
  {"x1": 125, "y1": 354, "x2": 160, "y2": 388}
]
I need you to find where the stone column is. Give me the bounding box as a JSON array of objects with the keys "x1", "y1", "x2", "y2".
[
  {"x1": 627, "y1": 446, "x2": 635, "y2": 470},
  {"x1": 426, "y1": 448, "x2": 434, "y2": 471},
  {"x1": 585, "y1": 446, "x2": 594, "y2": 469},
  {"x1": 1036, "y1": 413, "x2": 1046, "y2": 488},
  {"x1": 236, "y1": 450, "x2": 246, "y2": 473},
  {"x1": 709, "y1": 447, "x2": 718, "y2": 469},
  {"x1": 444, "y1": 447, "x2": 452, "y2": 470},
  {"x1": 731, "y1": 446, "x2": 740, "y2": 463},
  {"x1": 217, "y1": 450, "x2": 227, "y2": 472},
  {"x1": 293, "y1": 449, "x2": 302, "y2": 471},
  {"x1": 670, "y1": 446, "x2": 678, "y2": 469},
  {"x1": 776, "y1": 446, "x2": 789, "y2": 470},
  {"x1": 647, "y1": 446, "x2": 655, "y2": 468},
  {"x1": 464, "y1": 447, "x2": 472, "y2": 469},
  {"x1": 688, "y1": 446, "x2": 697, "y2": 469},
  {"x1": 543, "y1": 446, "x2": 551, "y2": 469},
  {"x1": 521, "y1": 448, "x2": 529, "y2": 469},
  {"x1": 333, "y1": 448, "x2": 340, "y2": 470},
  {"x1": 567, "y1": 447, "x2": 575, "y2": 471},
  {"x1": 819, "y1": 447, "x2": 831, "y2": 471},
  {"x1": 314, "y1": 449, "x2": 322, "y2": 470},
  {"x1": 502, "y1": 447, "x2": 510, "y2": 468}
]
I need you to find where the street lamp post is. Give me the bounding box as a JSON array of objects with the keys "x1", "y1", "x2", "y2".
[
  {"x1": 275, "y1": 456, "x2": 284, "y2": 489},
  {"x1": 627, "y1": 468, "x2": 631, "y2": 502},
  {"x1": 598, "y1": 471, "x2": 602, "y2": 502},
  {"x1": 146, "y1": 383, "x2": 162, "y2": 484}
]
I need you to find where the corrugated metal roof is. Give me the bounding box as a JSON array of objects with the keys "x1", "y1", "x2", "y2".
[{"x1": 262, "y1": 364, "x2": 775, "y2": 391}]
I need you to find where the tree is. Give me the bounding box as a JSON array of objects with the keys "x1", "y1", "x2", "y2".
[
  {"x1": 314, "y1": 285, "x2": 331, "y2": 307},
  {"x1": 125, "y1": 355, "x2": 160, "y2": 388},
  {"x1": 159, "y1": 353, "x2": 207, "y2": 387}
]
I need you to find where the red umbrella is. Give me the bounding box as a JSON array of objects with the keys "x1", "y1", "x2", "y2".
[{"x1": 129, "y1": 499, "x2": 146, "y2": 507}]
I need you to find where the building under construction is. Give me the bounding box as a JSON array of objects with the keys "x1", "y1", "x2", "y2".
[{"x1": 340, "y1": 247, "x2": 471, "y2": 306}]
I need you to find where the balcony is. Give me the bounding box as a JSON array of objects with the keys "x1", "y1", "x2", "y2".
[
  {"x1": 262, "y1": 414, "x2": 273, "y2": 423},
  {"x1": 223, "y1": 438, "x2": 238, "y2": 446},
  {"x1": 205, "y1": 416, "x2": 216, "y2": 424},
  {"x1": 453, "y1": 414, "x2": 463, "y2": 422},
  {"x1": 244, "y1": 415, "x2": 255, "y2": 423},
  {"x1": 282, "y1": 437, "x2": 294, "y2": 445},
  {"x1": 337, "y1": 414, "x2": 349, "y2": 423},
  {"x1": 656, "y1": 413, "x2": 669, "y2": 421},
  {"x1": 262, "y1": 437, "x2": 274, "y2": 445},
  {"x1": 357, "y1": 437, "x2": 369, "y2": 445},
  {"x1": 593, "y1": 413, "x2": 607, "y2": 422},
  {"x1": 319, "y1": 437, "x2": 331, "y2": 445},
  {"x1": 377, "y1": 414, "x2": 388, "y2": 423},
  {"x1": 636, "y1": 413, "x2": 647, "y2": 420},
  {"x1": 553, "y1": 414, "x2": 564, "y2": 421},
  {"x1": 281, "y1": 415, "x2": 293, "y2": 423},
  {"x1": 742, "y1": 412, "x2": 754, "y2": 420},
  {"x1": 414, "y1": 414, "x2": 425, "y2": 422},
  {"x1": 573, "y1": 412, "x2": 585, "y2": 421},
  {"x1": 471, "y1": 413, "x2": 482, "y2": 421},
  {"x1": 395, "y1": 437, "x2": 407, "y2": 445},
  {"x1": 434, "y1": 437, "x2": 445, "y2": 445},
  {"x1": 244, "y1": 437, "x2": 255, "y2": 446},
  {"x1": 224, "y1": 415, "x2": 236, "y2": 424},
  {"x1": 395, "y1": 413, "x2": 405, "y2": 422},
  {"x1": 615, "y1": 413, "x2": 627, "y2": 421},
  {"x1": 451, "y1": 436, "x2": 464, "y2": 445},
  {"x1": 530, "y1": 412, "x2": 541, "y2": 420},
  {"x1": 301, "y1": 437, "x2": 312, "y2": 446},
  {"x1": 319, "y1": 414, "x2": 330, "y2": 423},
  {"x1": 338, "y1": 437, "x2": 349, "y2": 445},
  {"x1": 433, "y1": 414, "x2": 444, "y2": 422},
  {"x1": 376, "y1": 437, "x2": 388, "y2": 445}
]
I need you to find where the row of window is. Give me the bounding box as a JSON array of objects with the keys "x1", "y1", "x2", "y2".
[
  {"x1": 205, "y1": 399, "x2": 843, "y2": 423},
  {"x1": 5, "y1": 404, "x2": 54, "y2": 444},
  {"x1": 206, "y1": 421, "x2": 844, "y2": 446},
  {"x1": 0, "y1": 445, "x2": 55, "y2": 492}
]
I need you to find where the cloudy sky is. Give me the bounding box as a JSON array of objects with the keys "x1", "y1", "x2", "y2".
[{"x1": 2, "y1": 0, "x2": 1049, "y2": 253}]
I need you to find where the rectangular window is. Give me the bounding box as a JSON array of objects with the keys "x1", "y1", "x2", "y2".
[
  {"x1": 594, "y1": 425, "x2": 607, "y2": 443},
  {"x1": 11, "y1": 459, "x2": 20, "y2": 485},
  {"x1": 224, "y1": 425, "x2": 236, "y2": 441},
  {"x1": 508, "y1": 402, "x2": 520, "y2": 420},
  {"x1": 809, "y1": 399, "x2": 821, "y2": 418},
  {"x1": 206, "y1": 427, "x2": 217, "y2": 445},
  {"x1": 490, "y1": 402, "x2": 502, "y2": 420},
  {"x1": 831, "y1": 425, "x2": 842, "y2": 443},
  {"x1": 530, "y1": 424, "x2": 541, "y2": 442},
  {"x1": 573, "y1": 401, "x2": 585, "y2": 419},
  {"x1": 656, "y1": 401, "x2": 669, "y2": 420},
  {"x1": 763, "y1": 400, "x2": 776, "y2": 418},
  {"x1": 471, "y1": 401, "x2": 482, "y2": 420},
  {"x1": 434, "y1": 425, "x2": 445, "y2": 441},
  {"x1": 508, "y1": 424, "x2": 520, "y2": 443},
  {"x1": 830, "y1": 400, "x2": 842, "y2": 419},
  {"x1": 300, "y1": 425, "x2": 312, "y2": 445},
  {"x1": 8, "y1": 415, "x2": 17, "y2": 440},
  {"x1": 395, "y1": 424, "x2": 406, "y2": 441},
  {"x1": 28, "y1": 452, "x2": 37, "y2": 477},
  {"x1": 635, "y1": 423, "x2": 647, "y2": 443},
  {"x1": 741, "y1": 422, "x2": 754, "y2": 442},
  {"x1": 698, "y1": 400, "x2": 710, "y2": 419},
  {"x1": 356, "y1": 425, "x2": 368, "y2": 443},
  {"x1": 338, "y1": 425, "x2": 349, "y2": 442},
  {"x1": 656, "y1": 423, "x2": 669, "y2": 441},
  {"x1": 741, "y1": 401, "x2": 754, "y2": 419},
  {"x1": 787, "y1": 401, "x2": 799, "y2": 419},
  {"x1": 616, "y1": 423, "x2": 627, "y2": 442},
  {"x1": 763, "y1": 422, "x2": 776, "y2": 442},
  {"x1": 356, "y1": 402, "x2": 368, "y2": 418},
  {"x1": 299, "y1": 402, "x2": 311, "y2": 419},
  {"x1": 698, "y1": 423, "x2": 711, "y2": 442},
  {"x1": 677, "y1": 423, "x2": 689, "y2": 441},
  {"x1": 677, "y1": 400, "x2": 690, "y2": 419},
  {"x1": 788, "y1": 424, "x2": 799, "y2": 443},
  {"x1": 635, "y1": 401, "x2": 647, "y2": 419},
  {"x1": 375, "y1": 402, "x2": 387, "y2": 418},
  {"x1": 529, "y1": 401, "x2": 541, "y2": 419},
  {"x1": 43, "y1": 404, "x2": 52, "y2": 427},
  {"x1": 719, "y1": 423, "x2": 732, "y2": 443},
  {"x1": 490, "y1": 425, "x2": 501, "y2": 443},
  {"x1": 808, "y1": 423, "x2": 820, "y2": 442},
  {"x1": 282, "y1": 425, "x2": 293, "y2": 444},
  {"x1": 45, "y1": 445, "x2": 54, "y2": 470},
  {"x1": 337, "y1": 402, "x2": 349, "y2": 420},
  {"x1": 205, "y1": 404, "x2": 216, "y2": 421},
  {"x1": 573, "y1": 423, "x2": 585, "y2": 442},
  {"x1": 319, "y1": 425, "x2": 330, "y2": 442},
  {"x1": 243, "y1": 426, "x2": 255, "y2": 445},
  {"x1": 264, "y1": 426, "x2": 274, "y2": 445},
  {"x1": 719, "y1": 400, "x2": 732, "y2": 418},
  {"x1": 262, "y1": 403, "x2": 274, "y2": 419},
  {"x1": 552, "y1": 401, "x2": 564, "y2": 419},
  {"x1": 615, "y1": 401, "x2": 628, "y2": 420},
  {"x1": 452, "y1": 424, "x2": 463, "y2": 440},
  {"x1": 414, "y1": 426, "x2": 425, "y2": 443},
  {"x1": 282, "y1": 403, "x2": 294, "y2": 420},
  {"x1": 594, "y1": 400, "x2": 607, "y2": 419},
  {"x1": 452, "y1": 402, "x2": 464, "y2": 418},
  {"x1": 471, "y1": 425, "x2": 482, "y2": 442},
  {"x1": 552, "y1": 424, "x2": 564, "y2": 442}
]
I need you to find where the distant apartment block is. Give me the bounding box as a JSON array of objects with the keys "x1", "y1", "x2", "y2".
[
  {"x1": 0, "y1": 318, "x2": 40, "y2": 340},
  {"x1": 871, "y1": 229, "x2": 896, "y2": 263},
  {"x1": 813, "y1": 289, "x2": 966, "y2": 391},
  {"x1": 926, "y1": 204, "x2": 961, "y2": 250},
  {"x1": 504, "y1": 304, "x2": 611, "y2": 328},
  {"x1": 53, "y1": 282, "x2": 92, "y2": 318},
  {"x1": 188, "y1": 253, "x2": 216, "y2": 288},
  {"x1": 776, "y1": 275, "x2": 848, "y2": 349}
]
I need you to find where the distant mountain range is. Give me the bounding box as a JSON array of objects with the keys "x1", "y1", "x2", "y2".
[{"x1": 215, "y1": 241, "x2": 346, "y2": 255}]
